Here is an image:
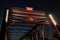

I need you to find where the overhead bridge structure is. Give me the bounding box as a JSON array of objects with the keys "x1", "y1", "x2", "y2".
[{"x1": 1, "y1": 7, "x2": 60, "y2": 40}]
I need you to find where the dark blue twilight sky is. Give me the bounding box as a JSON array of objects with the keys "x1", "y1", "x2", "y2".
[{"x1": 0, "y1": 0, "x2": 60, "y2": 30}]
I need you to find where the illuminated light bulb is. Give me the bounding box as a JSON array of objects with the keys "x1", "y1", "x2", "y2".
[
  {"x1": 5, "y1": 9, "x2": 9, "y2": 23},
  {"x1": 26, "y1": 7, "x2": 33, "y2": 11},
  {"x1": 49, "y1": 14, "x2": 57, "y2": 26},
  {"x1": 29, "y1": 18, "x2": 34, "y2": 21}
]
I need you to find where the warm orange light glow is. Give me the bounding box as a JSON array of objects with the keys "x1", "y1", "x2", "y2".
[
  {"x1": 26, "y1": 7, "x2": 33, "y2": 11},
  {"x1": 49, "y1": 14, "x2": 57, "y2": 26},
  {"x1": 29, "y1": 18, "x2": 34, "y2": 21},
  {"x1": 5, "y1": 9, "x2": 9, "y2": 23}
]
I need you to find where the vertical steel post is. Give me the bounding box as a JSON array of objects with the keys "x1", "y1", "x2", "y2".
[
  {"x1": 42, "y1": 25, "x2": 44, "y2": 40},
  {"x1": 32, "y1": 32, "x2": 34, "y2": 40},
  {"x1": 1, "y1": 9, "x2": 10, "y2": 40}
]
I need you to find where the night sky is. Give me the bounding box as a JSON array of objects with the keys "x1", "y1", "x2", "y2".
[{"x1": 0, "y1": 0, "x2": 60, "y2": 40}]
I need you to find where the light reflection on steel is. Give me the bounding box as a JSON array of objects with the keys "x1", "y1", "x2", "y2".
[
  {"x1": 12, "y1": 13, "x2": 47, "y2": 18},
  {"x1": 5, "y1": 9, "x2": 9, "y2": 23},
  {"x1": 49, "y1": 14, "x2": 57, "y2": 26},
  {"x1": 49, "y1": 14, "x2": 60, "y2": 37}
]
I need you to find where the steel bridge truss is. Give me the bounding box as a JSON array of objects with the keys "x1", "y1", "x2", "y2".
[{"x1": 1, "y1": 7, "x2": 60, "y2": 40}]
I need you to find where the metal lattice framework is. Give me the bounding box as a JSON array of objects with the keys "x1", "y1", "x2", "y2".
[{"x1": 1, "y1": 7, "x2": 60, "y2": 40}]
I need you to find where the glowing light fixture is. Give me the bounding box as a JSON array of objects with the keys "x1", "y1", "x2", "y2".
[
  {"x1": 29, "y1": 17, "x2": 34, "y2": 21},
  {"x1": 5, "y1": 9, "x2": 9, "y2": 23},
  {"x1": 26, "y1": 7, "x2": 33, "y2": 11},
  {"x1": 49, "y1": 14, "x2": 57, "y2": 26}
]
